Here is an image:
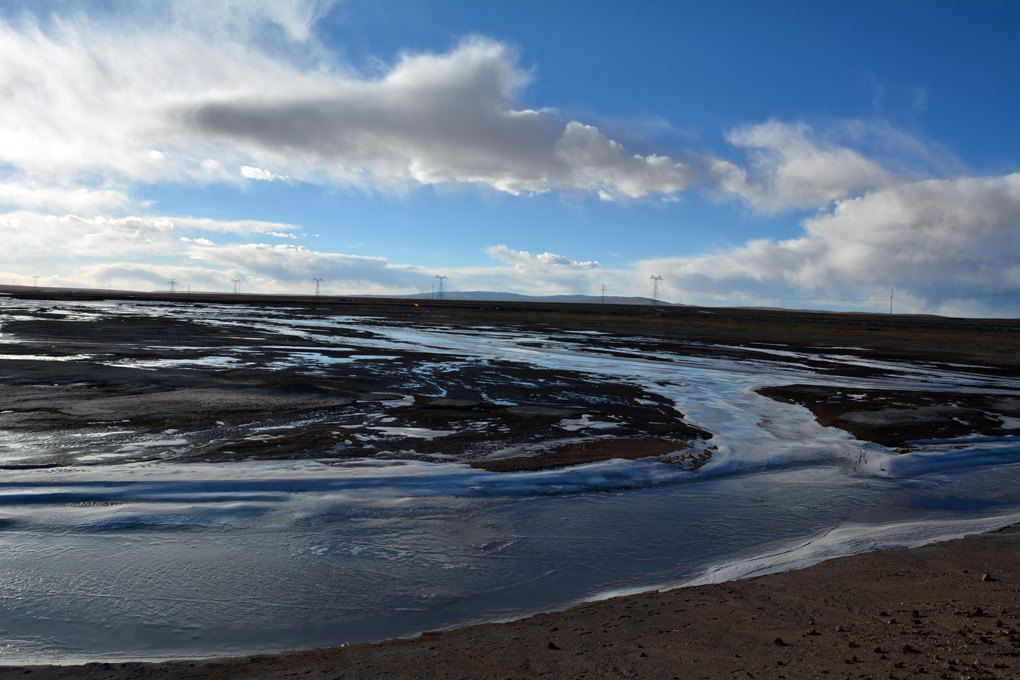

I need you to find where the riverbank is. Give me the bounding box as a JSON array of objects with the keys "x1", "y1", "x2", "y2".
[{"x1": 5, "y1": 524, "x2": 1016, "y2": 679}]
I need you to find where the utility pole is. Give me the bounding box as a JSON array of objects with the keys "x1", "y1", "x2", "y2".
[
  {"x1": 314, "y1": 278, "x2": 323, "y2": 296},
  {"x1": 168, "y1": 278, "x2": 177, "y2": 294},
  {"x1": 649, "y1": 275, "x2": 662, "y2": 307},
  {"x1": 231, "y1": 278, "x2": 240, "y2": 294},
  {"x1": 889, "y1": 288, "x2": 894, "y2": 315},
  {"x1": 435, "y1": 275, "x2": 448, "y2": 300}
]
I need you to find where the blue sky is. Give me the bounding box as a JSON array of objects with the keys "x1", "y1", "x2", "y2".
[{"x1": 0, "y1": 1, "x2": 1018, "y2": 314}]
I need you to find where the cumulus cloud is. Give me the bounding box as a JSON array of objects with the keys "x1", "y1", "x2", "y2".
[
  {"x1": 651, "y1": 173, "x2": 1020, "y2": 312},
  {"x1": 486, "y1": 245, "x2": 600, "y2": 270},
  {"x1": 0, "y1": 10, "x2": 697, "y2": 204},
  {"x1": 185, "y1": 39, "x2": 697, "y2": 198},
  {"x1": 723, "y1": 121, "x2": 893, "y2": 211}
]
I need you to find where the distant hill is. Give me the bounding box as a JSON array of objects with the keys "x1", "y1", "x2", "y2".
[{"x1": 394, "y1": 291, "x2": 671, "y2": 305}]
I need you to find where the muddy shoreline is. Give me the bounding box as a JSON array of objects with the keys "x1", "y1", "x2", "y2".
[
  {"x1": 4, "y1": 285, "x2": 1019, "y2": 372},
  {"x1": 4, "y1": 524, "x2": 1017, "y2": 679},
  {"x1": 2, "y1": 290, "x2": 1017, "y2": 470},
  {"x1": 758, "y1": 385, "x2": 1020, "y2": 447}
]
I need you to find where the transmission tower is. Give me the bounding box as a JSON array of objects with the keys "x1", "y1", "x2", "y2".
[
  {"x1": 435, "y1": 275, "x2": 448, "y2": 300},
  {"x1": 168, "y1": 278, "x2": 177, "y2": 294},
  {"x1": 649, "y1": 275, "x2": 663, "y2": 307},
  {"x1": 32, "y1": 275, "x2": 38, "y2": 287},
  {"x1": 314, "y1": 278, "x2": 323, "y2": 296},
  {"x1": 601, "y1": 282, "x2": 606, "y2": 304},
  {"x1": 889, "y1": 287, "x2": 894, "y2": 314},
  {"x1": 231, "y1": 278, "x2": 240, "y2": 294}
]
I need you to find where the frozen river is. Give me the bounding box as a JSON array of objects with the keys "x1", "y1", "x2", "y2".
[{"x1": 0, "y1": 298, "x2": 1018, "y2": 662}]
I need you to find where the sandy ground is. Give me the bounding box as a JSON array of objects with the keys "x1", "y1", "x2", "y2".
[{"x1": 2, "y1": 525, "x2": 1015, "y2": 679}]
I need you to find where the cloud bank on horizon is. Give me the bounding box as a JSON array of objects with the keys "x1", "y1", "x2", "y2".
[{"x1": 0, "y1": 1, "x2": 1017, "y2": 316}]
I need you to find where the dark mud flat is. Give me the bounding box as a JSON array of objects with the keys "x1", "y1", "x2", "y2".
[
  {"x1": 759, "y1": 384, "x2": 1020, "y2": 447},
  {"x1": 0, "y1": 304, "x2": 707, "y2": 468},
  {"x1": 9, "y1": 525, "x2": 1018, "y2": 680},
  {"x1": 7, "y1": 285, "x2": 1020, "y2": 372}
]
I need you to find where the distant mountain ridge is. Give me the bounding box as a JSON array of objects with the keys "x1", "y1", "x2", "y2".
[{"x1": 393, "y1": 291, "x2": 672, "y2": 305}]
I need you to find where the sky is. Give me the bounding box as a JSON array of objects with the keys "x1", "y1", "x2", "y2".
[{"x1": 0, "y1": 0, "x2": 1018, "y2": 315}]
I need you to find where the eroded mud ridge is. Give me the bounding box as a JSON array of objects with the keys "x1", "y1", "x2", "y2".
[{"x1": 0, "y1": 301, "x2": 708, "y2": 469}]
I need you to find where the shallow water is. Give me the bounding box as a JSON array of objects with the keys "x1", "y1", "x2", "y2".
[{"x1": 0, "y1": 298, "x2": 1018, "y2": 662}]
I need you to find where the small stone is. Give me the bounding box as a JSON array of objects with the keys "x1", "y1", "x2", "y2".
[
  {"x1": 835, "y1": 625, "x2": 845, "y2": 633},
  {"x1": 901, "y1": 644, "x2": 920, "y2": 654},
  {"x1": 805, "y1": 628, "x2": 819, "y2": 636},
  {"x1": 980, "y1": 573, "x2": 993, "y2": 582},
  {"x1": 547, "y1": 642, "x2": 560, "y2": 650},
  {"x1": 773, "y1": 637, "x2": 789, "y2": 646}
]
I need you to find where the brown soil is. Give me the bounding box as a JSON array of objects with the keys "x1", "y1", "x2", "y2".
[
  {"x1": 758, "y1": 385, "x2": 1020, "y2": 446},
  {"x1": 7, "y1": 525, "x2": 1017, "y2": 679},
  {"x1": 469, "y1": 436, "x2": 705, "y2": 472}
]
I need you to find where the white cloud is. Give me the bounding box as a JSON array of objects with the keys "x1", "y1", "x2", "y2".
[
  {"x1": 0, "y1": 211, "x2": 302, "y2": 263},
  {"x1": 724, "y1": 121, "x2": 892, "y2": 211},
  {"x1": 240, "y1": 165, "x2": 287, "y2": 181},
  {"x1": 0, "y1": 5, "x2": 339, "y2": 187},
  {"x1": 0, "y1": 181, "x2": 130, "y2": 214},
  {"x1": 186, "y1": 39, "x2": 697, "y2": 198},
  {"x1": 649, "y1": 173, "x2": 1020, "y2": 312},
  {"x1": 486, "y1": 245, "x2": 600, "y2": 270},
  {"x1": 0, "y1": 11, "x2": 696, "y2": 203},
  {"x1": 187, "y1": 242, "x2": 429, "y2": 293},
  {"x1": 3, "y1": 182, "x2": 1016, "y2": 315},
  {"x1": 0, "y1": 5, "x2": 1015, "y2": 315}
]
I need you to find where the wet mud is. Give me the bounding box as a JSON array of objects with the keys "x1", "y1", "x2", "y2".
[
  {"x1": 0, "y1": 307, "x2": 707, "y2": 469},
  {"x1": 758, "y1": 384, "x2": 1020, "y2": 446}
]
